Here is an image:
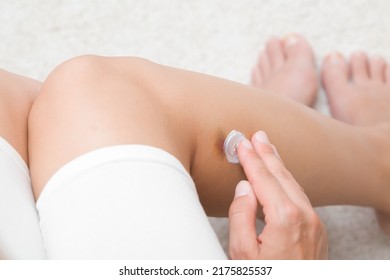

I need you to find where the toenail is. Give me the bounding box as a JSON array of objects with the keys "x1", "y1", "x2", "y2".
[
  {"x1": 284, "y1": 34, "x2": 298, "y2": 47},
  {"x1": 352, "y1": 50, "x2": 365, "y2": 57},
  {"x1": 372, "y1": 55, "x2": 383, "y2": 61},
  {"x1": 329, "y1": 52, "x2": 343, "y2": 65}
]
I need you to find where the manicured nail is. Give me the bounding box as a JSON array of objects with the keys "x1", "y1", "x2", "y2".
[
  {"x1": 240, "y1": 138, "x2": 253, "y2": 150},
  {"x1": 254, "y1": 131, "x2": 270, "y2": 144},
  {"x1": 272, "y1": 144, "x2": 282, "y2": 160},
  {"x1": 235, "y1": 180, "x2": 252, "y2": 198},
  {"x1": 284, "y1": 34, "x2": 298, "y2": 47}
]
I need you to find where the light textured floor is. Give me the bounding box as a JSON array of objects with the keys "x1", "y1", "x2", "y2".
[{"x1": 2, "y1": 0, "x2": 390, "y2": 259}]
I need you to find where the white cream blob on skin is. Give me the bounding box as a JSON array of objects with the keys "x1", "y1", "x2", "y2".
[{"x1": 223, "y1": 130, "x2": 247, "y2": 164}]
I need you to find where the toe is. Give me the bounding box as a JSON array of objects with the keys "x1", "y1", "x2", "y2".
[
  {"x1": 321, "y1": 52, "x2": 349, "y2": 98},
  {"x1": 322, "y1": 52, "x2": 352, "y2": 120},
  {"x1": 259, "y1": 51, "x2": 270, "y2": 81},
  {"x1": 266, "y1": 37, "x2": 285, "y2": 70},
  {"x1": 369, "y1": 56, "x2": 386, "y2": 83},
  {"x1": 282, "y1": 34, "x2": 315, "y2": 66},
  {"x1": 322, "y1": 52, "x2": 349, "y2": 87},
  {"x1": 385, "y1": 64, "x2": 390, "y2": 85},
  {"x1": 351, "y1": 51, "x2": 370, "y2": 84},
  {"x1": 251, "y1": 50, "x2": 269, "y2": 87}
]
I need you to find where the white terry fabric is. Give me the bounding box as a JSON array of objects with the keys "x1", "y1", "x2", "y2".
[
  {"x1": 0, "y1": 138, "x2": 46, "y2": 259},
  {"x1": 37, "y1": 145, "x2": 226, "y2": 259}
]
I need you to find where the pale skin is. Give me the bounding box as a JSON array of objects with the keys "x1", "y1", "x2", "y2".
[
  {"x1": 229, "y1": 35, "x2": 390, "y2": 259},
  {"x1": 229, "y1": 35, "x2": 329, "y2": 259},
  {"x1": 1, "y1": 35, "x2": 327, "y2": 260},
  {"x1": 0, "y1": 34, "x2": 389, "y2": 259},
  {"x1": 0, "y1": 69, "x2": 40, "y2": 164},
  {"x1": 28, "y1": 35, "x2": 390, "y2": 221},
  {"x1": 229, "y1": 131, "x2": 328, "y2": 259}
]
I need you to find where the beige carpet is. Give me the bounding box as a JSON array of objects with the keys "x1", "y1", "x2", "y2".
[{"x1": 2, "y1": 0, "x2": 390, "y2": 259}]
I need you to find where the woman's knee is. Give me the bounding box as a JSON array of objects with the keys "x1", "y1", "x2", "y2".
[
  {"x1": 28, "y1": 55, "x2": 190, "y2": 196},
  {"x1": 30, "y1": 55, "x2": 160, "y2": 114},
  {"x1": 29, "y1": 54, "x2": 169, "y2": 136}
]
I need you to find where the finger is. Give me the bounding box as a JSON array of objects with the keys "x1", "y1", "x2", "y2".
[
  {"x1": 251, "y1": 131, "x2": 312, "y2": 207},
  {"x1": 237, "y1": 138, "x2": 291, "y2": 212},
  {"x1": 228, "y1": 180, "x2": 259, "y2": 259}
]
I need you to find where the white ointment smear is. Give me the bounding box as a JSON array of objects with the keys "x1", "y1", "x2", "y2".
[{"x1": 223, "y1": 130, "x2": 247, "y2": 164}]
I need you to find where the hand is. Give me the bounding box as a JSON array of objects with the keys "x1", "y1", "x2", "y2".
[{"x1": 228, "y1": 131, "x2": 328, "y2": 259}]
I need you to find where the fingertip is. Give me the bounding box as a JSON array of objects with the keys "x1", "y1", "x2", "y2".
[
  {"x1": 229, "y1": 181, "x2": 259, "y2": 258},
  {"x1": 240, "y1": 138, "x2": 253, "y2": 151},
  {"x1": 253, "y1": 130, "x2": 270, "y2": 144},
  {"x1": 271, "y1": 144, "x2": 282, "y2": 161},
  {"x1": 252, "y1": 131, "x2": 282, "y2": 160},
  {"x1": 236, "y1": 138, "x2": 255, "y2": 164},
  {"x1": 235, "y1": 180, "x2": 253, "y2": 198}
]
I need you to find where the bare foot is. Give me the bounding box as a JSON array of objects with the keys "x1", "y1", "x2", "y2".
[
  {"x1": 322, "y1": 51, "x2": 390, "y2": 234},
  {"x1": 251, "y1": 34, "x2": 318, "y2": 106},
  {"x1": 322, "y1": 52, "x2": 390, "y2": 126}
]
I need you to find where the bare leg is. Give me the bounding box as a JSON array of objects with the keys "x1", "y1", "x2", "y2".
[
  {"x1": 28, "y1": 54, "x2": 390, "y2": 218},
  {"x1": 322, "y1": 51, "x2": 390, "y2": 233},
  {"x1": 0, "y1": 69, "x2": 40, "y2": 164},
  {"x1": 0, "y1": 69, "x2": 44, "y2": 259}
]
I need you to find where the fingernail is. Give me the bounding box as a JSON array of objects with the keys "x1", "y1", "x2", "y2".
[
  {"x1": 254, "y1": 131, "x2": 270, "y2": 144},
  {"x1": 284, "y1": 34, "x2": 298, "y2": 47},
  {"x1": 272, "y1": 144, "x2": 282, "y2": 160},
  {"x1": 235, "y1": 181, "x2": 252, "y2": 198},
  {"x1": 239, "y1": 138, "x2": 253, "y2": 150}
]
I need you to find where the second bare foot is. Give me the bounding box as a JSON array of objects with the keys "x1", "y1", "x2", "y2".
[
  {"x1": 322, "y1": 51, "x2": 390, "y2": 234},
  {"x1": 322, "y1": 52, "x2": 390, "y2": 126},
  {"x1": 251, "y1": 34, "x2": 318, "y2": 107}
]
